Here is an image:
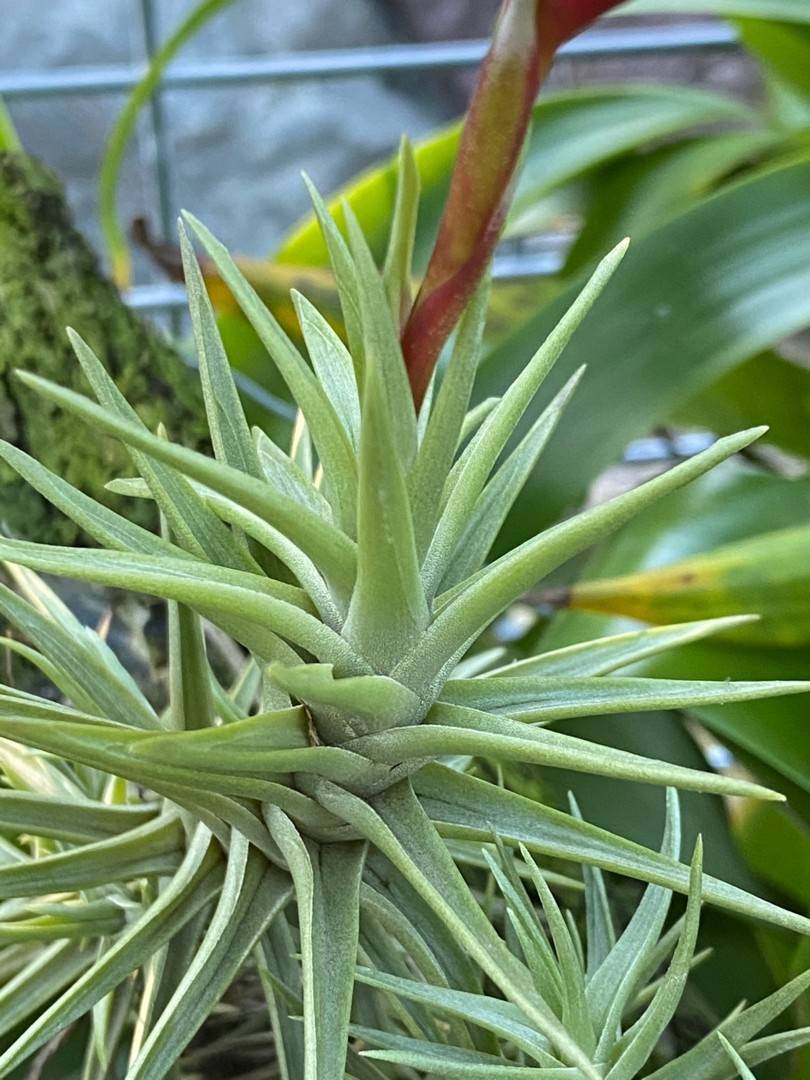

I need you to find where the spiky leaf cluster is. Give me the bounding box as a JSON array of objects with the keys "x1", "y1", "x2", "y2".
[
  {"x1": 356, "y1": 794, "x2": 810, "y2": 1077},
  {"x1": 0, "y1": 147, "x2": 807, "y2": 1077}
]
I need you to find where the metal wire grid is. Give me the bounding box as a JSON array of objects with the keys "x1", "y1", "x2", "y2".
[{"x1": 0, "y1": 3, "x2": 740, "y2": 314}]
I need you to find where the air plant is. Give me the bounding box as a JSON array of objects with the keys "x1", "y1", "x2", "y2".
[
  {"x1": 0, "y1": 2, "x2": 807, "y2": 1078},
  {"x1": 356, "y1": 795, "x2": 810, "y2": 1077}
]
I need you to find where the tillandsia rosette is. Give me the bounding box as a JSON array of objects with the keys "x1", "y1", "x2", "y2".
[
  {"x1": 0, "y1": 0, "x2": 809, "y2": 1076},
  {"x1": 0, "y1": 147, "x2": 807, "y2": 1078}
]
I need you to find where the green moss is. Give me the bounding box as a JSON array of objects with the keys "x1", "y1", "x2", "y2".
[{"x1": 0, "y1": 151, "x2": 208, "y2": 542}]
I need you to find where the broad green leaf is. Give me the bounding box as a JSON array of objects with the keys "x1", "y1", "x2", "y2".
[
  {"x1": 564, "y1": 524, "x2": 810, "y2": 646},
  {"x1": 277, "y1": 86, "x2": 755, "y2": 272},
  {"x1": 415, "y1": 766, "x2": 810, "y2": 935},
  {"x1": 623, "y1": 0, "x2": 810, "y2": 21},
  {"x1": 563, "y1": 131, "x2": 779, "y2": 279},
  {"x1": 550, "y1": 463, "x2": 810, "y2": 804},
  {"x1": 678, "y1": 351, "x2": 810, "y2": 463},
  {"x1": 478, "y1": 161, "x2": 810, "y2": 544}
]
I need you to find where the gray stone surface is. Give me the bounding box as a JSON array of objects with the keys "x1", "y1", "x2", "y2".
[
  {"x1": 1, "y1": 0, "x2": 450, "y2": 276},
  {"x1": 0, "y1": 0, "x2": 758, "y2": 281}
]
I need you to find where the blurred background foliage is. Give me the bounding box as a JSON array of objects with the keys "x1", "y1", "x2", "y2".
[{"x1": 2, "y1": 0, "x2": 810, "y2": 1073}]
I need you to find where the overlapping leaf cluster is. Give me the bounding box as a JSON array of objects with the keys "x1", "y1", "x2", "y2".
[
  {"x1": 0, "y1": 144, "x2": 808, "y2": 1077},
  {"x1": 357, "y1": 795, "x2": 810, "y2": 1078}
]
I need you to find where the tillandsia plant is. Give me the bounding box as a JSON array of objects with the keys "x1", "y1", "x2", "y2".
[
  {"x1": 0, "y1": 2, "x2": 809, "y2": 1079},
  {"x1": 356, "y1": 795, "x2": 810, "y2": 1077}
]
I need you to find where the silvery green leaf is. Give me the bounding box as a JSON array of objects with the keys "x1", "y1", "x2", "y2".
[
  {"x1": 293, "y1": 289, "x2": 361, "y2": 447},
  {"x1": 422, "y1": 242, "x2": 626, "y2": 598},
  {"x1": 17, "y1": 366, "x2": 356, "y2": 599},
  {"x1": 414, "y1": 766, "x2": 810, "y2": 936},
  {"x1": 183, "y1": 210, "x2": 358, "y2": 534},
  {"x1": 267, "y1": 808, "x2": 364, "y2": 1080},
  {"x1": 179, "y1": 222, "x2": 261, "y2": 478},
  {"x1": 0, "y1": 826, "x2": 220, "y2": 1076},
  {"x1": 402, "y1": 427, "x2": 767, "y2": 693},
  {"x1": 438, "y1": 367, "x2": 585, "y2": 591},
  {"x1": 409, "y1": 282, "x2": 490, "y2": 556},
  {"x1": 487, "y1": 616, "x2": 760, "y2": 678},
  {"x1": 383, "y1": 135, "x2": 419, "y2": 324}
]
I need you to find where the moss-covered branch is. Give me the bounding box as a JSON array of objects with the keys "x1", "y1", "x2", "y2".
[{"x1": 0, "y1": 151, "x2": 208, "y2": 542}]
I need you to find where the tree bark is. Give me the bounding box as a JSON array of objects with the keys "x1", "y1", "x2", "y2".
[{"x1": 0, "y1": 151, "x2": 208, "y2": 542}]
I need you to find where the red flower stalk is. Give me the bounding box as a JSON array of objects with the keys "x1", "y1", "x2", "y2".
[{"x1": 401, "y1": 0, "x2": 623, "y2": 407}]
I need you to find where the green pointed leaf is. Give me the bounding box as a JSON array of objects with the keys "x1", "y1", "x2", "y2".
[
  {"x1": 0, "y1": 826, "x2": 221, "y2": 1078},
  {"x1": 17, "y1": 364, "x2": 356, "y2": 599},
  {"x1": 350, "y1": 705, "x2": 782, "y2": 801},
  {"x1": 314, "y1": 778, "x2": 601, "y2": 1078},
  {"x1": 0, "y1": 577, "x2": 160, "y2": 730},
  {"x1": 409, "y1": 282, "x2": 490, "y2": 557},
  {"x1": 0, "y1": 815, "x2": 182, "y2": 899},
  {"x1": 128, "y1": 837, "x2": 290, "y2": 1080},
  {"x1": 292, "y1": 289, "x2": 361, "y2": 447},
  {"x1": 422, "y1": 241, "x2": 626, "y2": 598},
  {"x1": 267, "y1": 808, "x2": 365, "y2": 1080},
  {"x1": 0, "y1": 536, "x2": 361, "y2": 669},
  {"x1": 0, "y1": 789, "x2": 157, "y2": 843},
  {"x1": 439, "y1": 367, "x2": 585, "y2": 591},
  {"x1": 183, "y1": 210, "x2": 358, "y2": 533},
  {"x1": 383, "y1": 135, "x2": 420, "y2": 325},
  {"x1": 440, "y1": 674, "x2": 810, "y2": 724},
  {"x1": 414, "y1": 766, "x2": 810, "y2": 936},
  {"x1": 268, "y1": 663, "x2": 421, "y2": 737},
  {"x1": 718, "y1": 1034, "x2": 756, "y2": 1080},
  {"x1": 399, "y1": 427, "x2": 767, "y2": 693},
  {"x1": 343, "y1": 346, "x2": 428, "y2": 670},
  {"x1": 488, "y1": 617, "x2": 760, "y2": 679},
  {"x1": 179, "y1": 220, "x2": 261, "y2": 477}
]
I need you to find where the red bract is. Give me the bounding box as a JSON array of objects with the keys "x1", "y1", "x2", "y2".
[{"x1": 401, "y1": 0, "x2": 623, "y2": 406}]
